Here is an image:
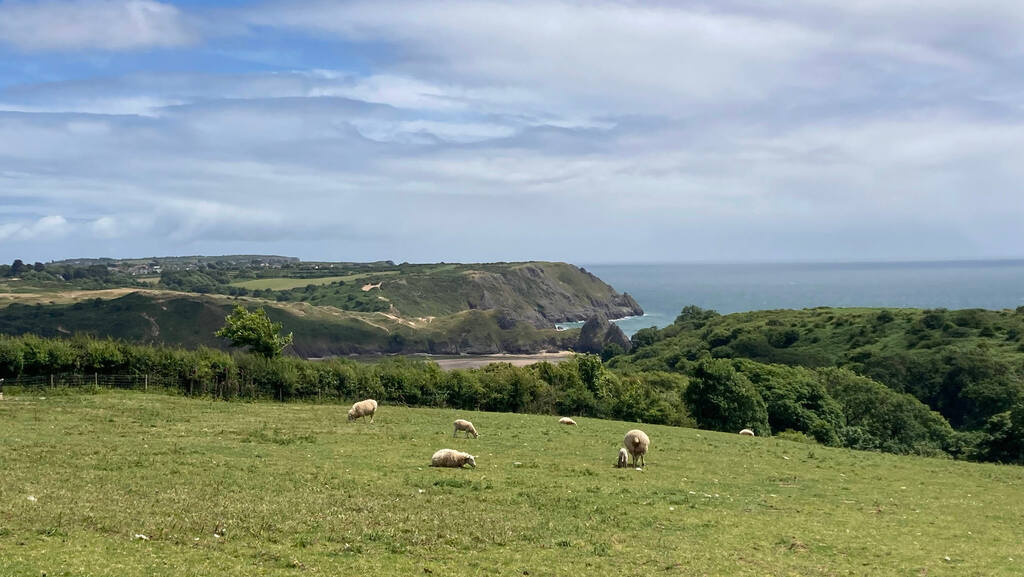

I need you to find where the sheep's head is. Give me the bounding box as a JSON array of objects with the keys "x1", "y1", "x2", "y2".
[
  {"x1": 466, "y1": 455, "x2": 477, "y2": 468},
  {"x1": 347, "y1": 410, "x2": 356, "y2": 421}
]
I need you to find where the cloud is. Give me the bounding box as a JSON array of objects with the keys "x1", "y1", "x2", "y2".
[
  {"x1": 0, "y1": 215, "x2": 70, "y2": 241},
  {"x1": 247, "y1": 1, "x2": 829, "y2": 113},
  {"x1": 1, "y1": 1, "x2": 1024, "y2": 262},
  {"x1": 0, "y1": 0, "x2": 196, "y2": 52}
]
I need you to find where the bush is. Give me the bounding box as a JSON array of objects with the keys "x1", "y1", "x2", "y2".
[{"x1": 775, "y1": 430, "x2": 817, "y2": 444}]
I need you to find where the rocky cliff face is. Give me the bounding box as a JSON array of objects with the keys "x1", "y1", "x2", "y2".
[
  {"x1": 449, "y1": 263, "x2": 643, "y2": 328},
  {"x1": 575, "y1": 313, "x2": 633, "y2": 355}
]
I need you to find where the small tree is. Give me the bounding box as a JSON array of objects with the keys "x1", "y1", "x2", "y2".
[{"x1": 215, "y1": 306, "x2": 293, "y2": 358}]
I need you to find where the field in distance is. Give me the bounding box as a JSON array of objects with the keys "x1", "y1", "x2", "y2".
[
  {"x1": 2, "y1": 391, "x2": 1021, "y2": 576},
  {"x1": 229, "y1": 271, "x2": 400, "y2": 291}
]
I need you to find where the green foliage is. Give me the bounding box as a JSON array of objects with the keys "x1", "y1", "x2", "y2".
[
  {"x1": 683, "y1": 358, "x2": 770, "y2": 435},
  {"x1": 817, "y1": 368, "x2": 953, "y2": 456},
  {"x1": 629, "y1": 326, "x2": 659, "y2": 350},
  {"x1": 970, "y1": 402, "x2": 1024, "y2": 463},
  {"x1": 732, "y1": 360, "x2": 842, "y2": 445},
  {"x1": 216, "y1": 306, "x2": 294, "y2": 358},
  {"x1": 613, "y1": 304, "x2": 1024, "y2": 451},
  {"x1": 0, "y1": 335, "x2": 686, "y2": 426}
]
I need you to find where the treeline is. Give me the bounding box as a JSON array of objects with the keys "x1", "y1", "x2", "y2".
[
  {"x1": 1, "y1": 259, "x2": 143, "y2": 290},
  {"x1": 0, "y1": 334, "x2": 683, "y2": 425},
  {"x1": 1, "y1": 333, "x2": 1003, "y2": 462}
]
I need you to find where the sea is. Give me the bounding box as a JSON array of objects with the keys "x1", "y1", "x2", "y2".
[{"x1": 557, "y1": 260, "x2": 1024, "y2": 336}]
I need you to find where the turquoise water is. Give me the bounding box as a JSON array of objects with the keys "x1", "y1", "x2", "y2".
[{"x1": 573, "y1": 261, "x2": 1024, "y2": 336}]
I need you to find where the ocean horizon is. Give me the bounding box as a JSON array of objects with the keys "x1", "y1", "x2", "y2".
[{"x1": 568, "y1": 259, "x2": 1024, "y2": 336}]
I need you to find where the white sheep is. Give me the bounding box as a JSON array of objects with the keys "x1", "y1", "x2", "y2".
[
  {"x1": 616, "y1": 447, "x2": 629, "y2": 468},
  {"x1": 453, "y1": 419, "x2": 479, "y2": 438},
  {"x1": 347, "y1": 399, "x2": 378, "y2": 423},
  {"x1": 739, "y1": 428, "x2": 756, "y2": 437},
  {"x1": 623, "y1": 429, "x2": 650, "y2": 468},
  {"x1": 430, "y1": 448, "x2": 477, "y2": 468},
  {"x1": 558, "y1": 417, "x2": 577, "y2": 426}
]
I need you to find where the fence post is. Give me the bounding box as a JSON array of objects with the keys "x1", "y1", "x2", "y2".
[
  {"x1": 50, "y1": 374, "x2": 54, "y2": 389},
  {"x1": 145, "y1": 374, "x2": 149, "y2": 391},
  {"x1": 94, "y1": 372, "x2": 98, "y2": 387}
]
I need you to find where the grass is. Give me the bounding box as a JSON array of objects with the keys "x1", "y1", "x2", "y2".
[
  {"x1": 230, "y1": 272, "x2": 400, "y2": 291},
  {"x1": 2, "y1": 391, "x2": 1023, "y2": 576}
]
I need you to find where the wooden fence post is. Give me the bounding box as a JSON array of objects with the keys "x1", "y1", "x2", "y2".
[{"x1": 145, "y1": 374, "x2": 149, "y2": 391}]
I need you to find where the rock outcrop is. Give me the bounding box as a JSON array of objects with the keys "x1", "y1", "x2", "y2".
[{"x1": 575, "y1": 313, "x2": 632, "y2": 355}]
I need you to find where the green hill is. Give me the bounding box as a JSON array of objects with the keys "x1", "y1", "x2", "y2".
[
  {"x1": 2, "y1": 391, "x2": 1021, "y2": 576},
  {"x1": 0, "y1": 291, "x2": 577, "y2": 356},
  {"x1": 0, "y1": 259, "x2": 642, "y2": 355},
  {"x1": 612, "y1": 306, "x2": 1024, "y2": 455}
]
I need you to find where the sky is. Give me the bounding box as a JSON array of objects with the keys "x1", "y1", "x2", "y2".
[{"x1": 1, "y1": 0, "x2": 1023, "y2": 265}]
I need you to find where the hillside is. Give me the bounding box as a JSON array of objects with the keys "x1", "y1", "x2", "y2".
[
  {"x1": 0, "y1": 259, "x2": 641, "y2": 355},
  {"x1": 0, "y1": 291, "x2": 578, "y2": 356},
  {"x1": 612, "y1": 306, "x2": 1024, "y2": 449},
  {"x1": 2, "y1": 391, "x2": 1022, "y2": 576}
]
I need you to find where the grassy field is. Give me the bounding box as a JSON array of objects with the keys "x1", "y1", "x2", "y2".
[
  {"x1": 229, "y1": 272, "x2": 400, "y2": 291},
  {"x1": 2, "y1": 391, "x2": 1022, "y2": 576}
]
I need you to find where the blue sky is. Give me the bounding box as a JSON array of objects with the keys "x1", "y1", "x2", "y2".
[{"x1": 1, "y1": 0, "x2": 1022, "y2": 264}]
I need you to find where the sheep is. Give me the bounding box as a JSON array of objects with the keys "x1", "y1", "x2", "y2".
[
  {"x1": 616, "y1": 447, "x2": 629, "y2": 468},
  {"x1": 739, "y1": 428, "x2": 756, "y2": 437},
  {"x1": 453, "y1": 419, "x2": 479, "y2": 438},
  {"x1": 430, "y1": 448, "x2": 476, "y2": 468},
  {"x1": 558, "y1": 417, "x2": 577, "y2": 426},
  {"x1": 623, "y1": 429, "x2": 650, "y2": 468},
  {"x1": 347, "y1": 399, "x2": 378, "y2": 423}
]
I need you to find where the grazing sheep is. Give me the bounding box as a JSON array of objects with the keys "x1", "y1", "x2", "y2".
[
  {"x1": 347, "y1": 399, "x2": 378, "y2": 423},
  {"x1": 430, "y1": 448, "x2": 476, "y2": 468},
  {"x1": 739, "y1": 428, "x2": 756, "y2": 437},
  {"x1": 558, "y1": 417, "x2": 577, "y2": 426},
  {"x1": 453, "y1": 419, "x2": 479, "y2": 438},
  {"x1": 623, "y1": 429, "x2": 650, "y2": 468},
  {"x1": 616, "y1": 447, "x2": 629, "y2": 468}
]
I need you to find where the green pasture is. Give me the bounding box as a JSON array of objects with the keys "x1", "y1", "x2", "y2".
[
  {"x1": 1, "y1": 391, "x2": 1022, "y2": 576},
  {"x1": 230, "y1": 271, "x2": 400, "y2": 291}
]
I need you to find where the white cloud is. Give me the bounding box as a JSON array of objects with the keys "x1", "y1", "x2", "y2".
[
  {"x1": 248, "y1": 1, "x2": 830, "y2": 113},
  {"x1": 0, "y1": 0, "x2": 196, "y2": 52},
  {"x1": 2, "y1": 1, "x2": 1024, "y2": 262},
  {"x1": 0, "y1": 215, "x2": 70, "y2": 241}
]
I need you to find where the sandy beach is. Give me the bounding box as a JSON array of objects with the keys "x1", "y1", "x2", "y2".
[{"x1": 428, "y1": 351, "x2": 574, "y2": 370}]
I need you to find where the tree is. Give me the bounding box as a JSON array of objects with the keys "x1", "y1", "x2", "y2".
[
  {"x1": 9, "y1": 259, "x2": 25, "y2": 276},
  {"x1": 972, "y1": 402, "x2": 1024, "y2": 464},
  {"x1": 683, "y1": 358, "x2": 770, "y2": 435},
  {"x1": 630, "y1": 326, "x2": 660, "y2": 350},
  {"x1": 215, "y1": 306, "x2": 293, "y2": 358}
]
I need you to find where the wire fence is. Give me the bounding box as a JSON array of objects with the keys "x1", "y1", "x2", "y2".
[
  {"x1": 0, "y1": 373, "x2": 272, "y2": 401},
  {"x1": 0, "y1": 373, "x2": 357, "y2": 402},
  {"x1": 1, "y1": 372, "x2": 181, "y2": 391}
]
